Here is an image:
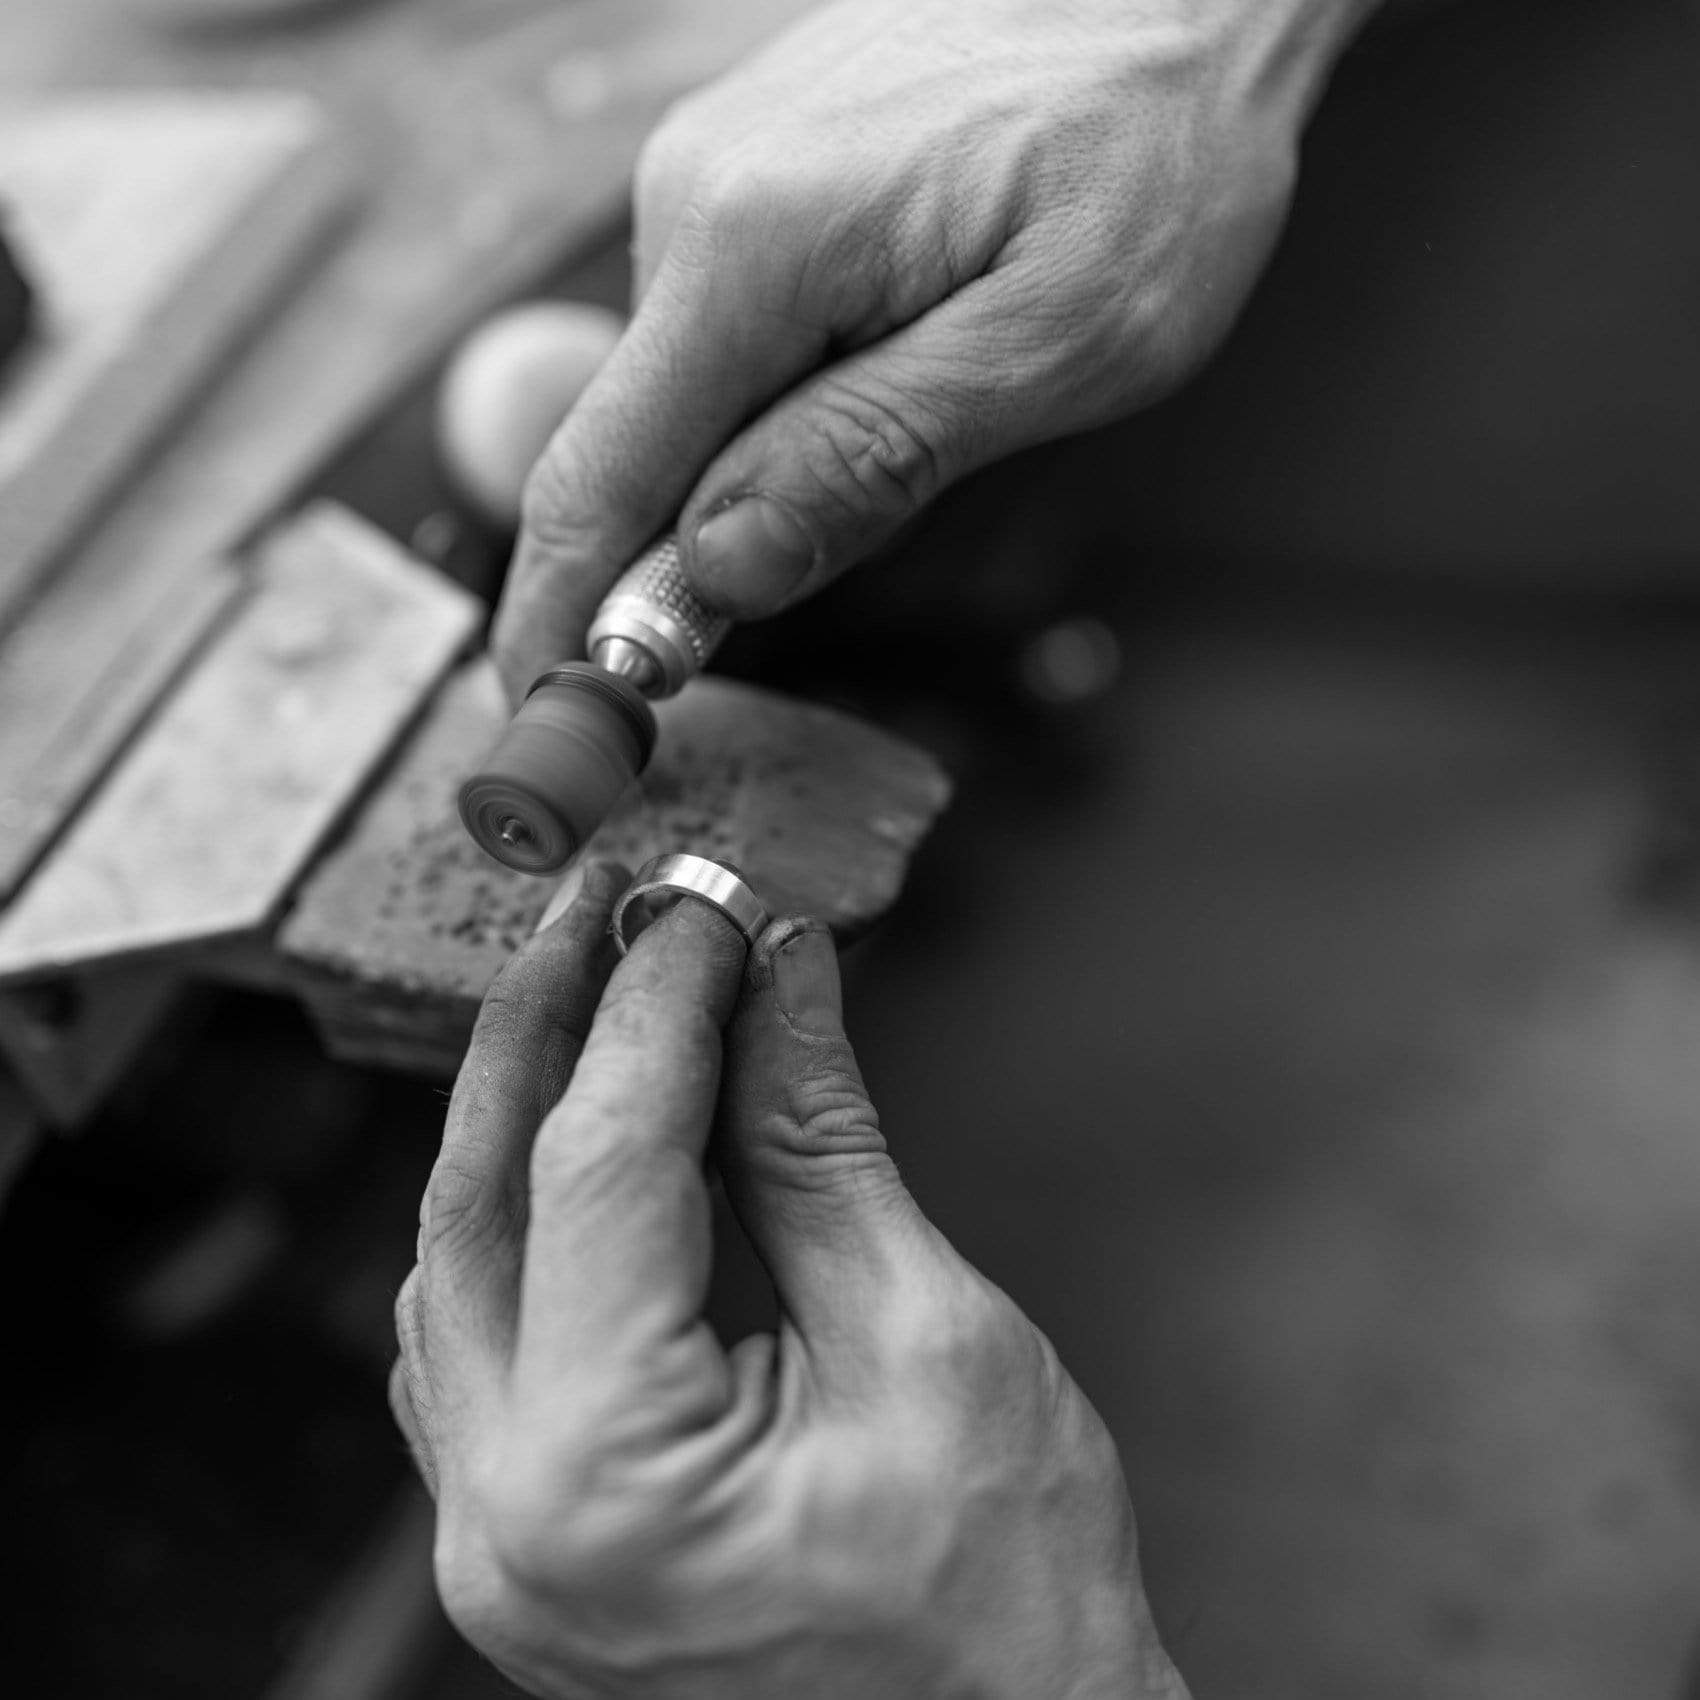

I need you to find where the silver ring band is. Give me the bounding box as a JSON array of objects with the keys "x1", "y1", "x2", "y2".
[{"x1": 611, "y1": 854, "x2": 769, "y2": 956}]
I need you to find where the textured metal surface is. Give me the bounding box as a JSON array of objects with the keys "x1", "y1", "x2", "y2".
[
  {"x1": 588, "y1": 536, "x2": 731, "y2": 697},
  {"x1": 616, "y1": 538, "x2": 728, "y2": 667}
]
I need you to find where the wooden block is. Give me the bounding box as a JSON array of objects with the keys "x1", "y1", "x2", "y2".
[
  {"x1": 0, "y1": 92, "x2": 349, "y2": 626},
  {"x1": 279, "y1": 661, "x2": 952, "y2": 1074},
  {"x1": 0, "y1": 0, "x2": 815, "y2": 904},
  {"x1": 0, "y1": 962, "x2": 184, "y2": 1128},
  {"x1": 0, "y1": 505, "x2": 482, "y2": 983}
]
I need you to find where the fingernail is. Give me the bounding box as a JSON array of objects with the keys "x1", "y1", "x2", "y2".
[
  {"x1": 535, "y1": 859, "x2": 625, "y2": 935},
  {"x1": 693, "y1": 496, "x2": 815, "y2": 613},
  {"x1": 770, "y1": 925, "x2": 841, "y2": 1035}
]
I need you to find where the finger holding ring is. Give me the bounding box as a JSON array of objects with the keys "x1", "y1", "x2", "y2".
[{"x1": 610, "y1": 853, "x2": 769, "y2": 957}]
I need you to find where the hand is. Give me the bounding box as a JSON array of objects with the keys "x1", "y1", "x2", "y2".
[
  {"x1": 492, "y1": 0, "x2": 1376, "y2": 698},
  {"x1": 391, "y1": 864, "x2": 1189, "y2": 1699}
]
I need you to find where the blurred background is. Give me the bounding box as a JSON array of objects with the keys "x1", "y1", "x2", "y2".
[{"x1": 5, "y1": 0, "x2": 1700, "y2": 1696}]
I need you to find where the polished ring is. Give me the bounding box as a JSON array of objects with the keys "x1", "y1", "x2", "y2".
[{"x1": 610, "y1": 853, "x2": 770, "y2": 957}]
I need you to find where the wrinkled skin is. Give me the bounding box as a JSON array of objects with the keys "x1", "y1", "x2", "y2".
[
  {"x1": 493, "y1": 0, "x2": 1379, "y2": 699},
  {"x1": 392, "y1": 866, "x2": 1191, "y2": 1698}
]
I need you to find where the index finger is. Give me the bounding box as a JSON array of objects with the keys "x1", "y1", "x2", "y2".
[
  {"x1": 420, "y1": 863, "x2": 627, "y2": 1333},
  {"x1": 489, "y1": 228, "x2": 826, "y2": 703},
  {"x1": 513, "y1": 895, "x2": 750, "y2": 1415}
]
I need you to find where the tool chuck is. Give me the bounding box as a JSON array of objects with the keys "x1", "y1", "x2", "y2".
[{"x1": 459, "y1": 538, "x2": 729, "y2": 873}]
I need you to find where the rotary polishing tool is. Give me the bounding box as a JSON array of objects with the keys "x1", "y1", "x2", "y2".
[{"x1": 459, "y1": 537, "x2": 731, "y2": 873}]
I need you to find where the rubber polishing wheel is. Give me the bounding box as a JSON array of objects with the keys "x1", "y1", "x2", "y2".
[{"x1": 459, "y1": 664, "x2": 656, "y2": 874}]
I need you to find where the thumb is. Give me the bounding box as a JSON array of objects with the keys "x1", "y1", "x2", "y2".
[
  {"x1": 675, "y1": 283, "x2": 1055, "y2": 621},
  {"x1": 716, "y1": 919, "x2": 942, "y2": 1358}
]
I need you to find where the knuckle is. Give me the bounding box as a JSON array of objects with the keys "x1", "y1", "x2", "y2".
[
  {"x1": 389, "y1": 1365, "x2": 440, "y2": 1497},
  {"x1": 1104, "y1": 293, "x2": 1197, "y2": 406},
  {"x1": 434, "y1": 1454, "x2": 681, "y2": 1670},
  {"x1": 444, "y1": 1437, "x2": 771, "y2": 1668},
  {"x1": 933, "y1": 1293, "x2": 1014, "y2": 1374},
  {"x1": 480, "y1": 1470, "x2": 584, "y2": 1596},
  {"x1": 683, "y1": 151, "x2": 764, "y2": 236},
  {"x1": 682, "y1": 146, "x2": 823, "y2": 260},
  {"x1": 393, "y1": 1266, "x2": 425, "y2": 1354},
  {"x1": 808, "y1": 379, "x2": 945, "y2": 517},
  {"x1": 471, "y1": 931, "x2": 598, "y2": 1064},
  {"x1": 477, "y1": 1445, "x2": 663, "y2": 1605},
  {"x1": 469, "y1": 970, "x2": 539, "y2": 1052},
  {"x1": 787, "y1": 1065, "x2": 882, "y2": 1147},
  {"x1": 517, "y1": 453, "x2": 592, "y2": 556},
  {"x1": 386, "y1": 1351, "x2": 417, "y2": 1434},
  {"x1": 434, "y1": 1521, "x2": 518, "y2": 1651},
  {"x1": 518, "y1": 448, "x2": 637, "y2": 572},
  {"x1": 748, "y1": 1066, "x2": 894, "y2": 1197},
  {"x1": 633, "y1": 111, "x2": 697, "y2": 208}
]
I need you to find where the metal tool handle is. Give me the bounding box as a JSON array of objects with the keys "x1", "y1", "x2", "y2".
[{"x1": 586, "y1": 537, "x2": 731, "y2": 699}]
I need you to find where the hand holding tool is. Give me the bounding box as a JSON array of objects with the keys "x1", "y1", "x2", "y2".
[{"x1": 459, "y1": 538, "x2": 729, "y2": 872}]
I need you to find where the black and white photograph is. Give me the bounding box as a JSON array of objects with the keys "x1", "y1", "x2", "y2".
[{"x1": 2, "y1": 1, "x2": 1698, "y2": 1695}]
